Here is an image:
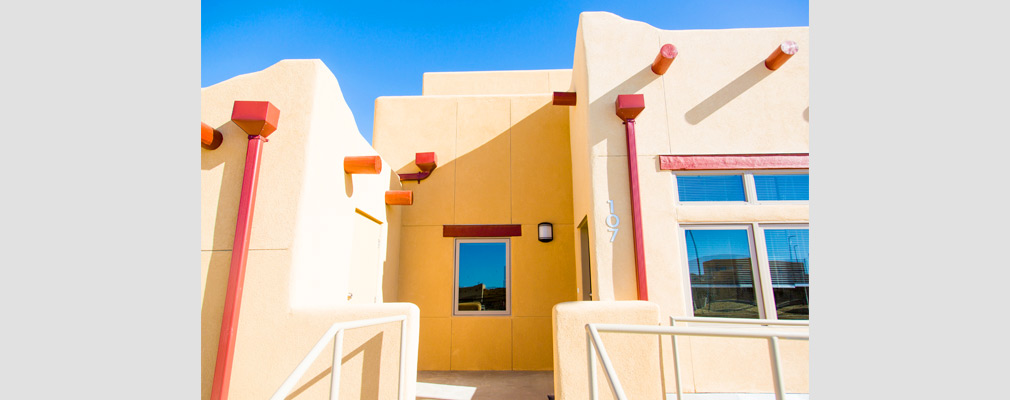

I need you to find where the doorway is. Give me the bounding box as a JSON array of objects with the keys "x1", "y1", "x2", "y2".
[{"x1": 578, "y1": 217, "x2": 592, "y2": 301}]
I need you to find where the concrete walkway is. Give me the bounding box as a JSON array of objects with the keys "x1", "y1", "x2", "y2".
[{"x1": 416, "y1": 370, "x2": 554, "y2": 400}]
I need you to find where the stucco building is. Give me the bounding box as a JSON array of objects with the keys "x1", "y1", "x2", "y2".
[{"x1": 201, "y1": 11, "x2": 809, "y2": 400}]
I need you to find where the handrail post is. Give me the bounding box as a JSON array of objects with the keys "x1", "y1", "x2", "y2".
[
  {"x1": 398, "y1": 319, "x2": 408, "y2": 400},
  {"x1": 768, "y1": 336, "x2": 786, "y2": 400},
  {"x1": 329, "y1": 329, "x2": 345, "y2": 400},
  {"x1": 588, "y1": 325, "x2": 629, "y2": 400},
  {"x1": 587, "y1": 330, "x2": 598, "y2": 400},
  {"x1": 670, "y1": 318, "x2": 683, "y2": 400}
]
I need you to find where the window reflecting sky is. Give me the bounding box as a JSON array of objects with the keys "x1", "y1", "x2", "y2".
[
  {"x1": 764, "y1": 229, "x2": 809, "y2": 271},
  {"x1": 684, "y1": 229, "x2": 751, "y2": 274},
  {"x1": 458, "y1": 242, "x2": 507, "y2": 288},
  {"x1": 754, "y1": 174, "x2": 809, "y2": 201}
]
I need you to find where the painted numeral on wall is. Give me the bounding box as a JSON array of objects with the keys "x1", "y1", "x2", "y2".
[{"x1": 606, "y1": 200, "x2": 620, "y2": 242}]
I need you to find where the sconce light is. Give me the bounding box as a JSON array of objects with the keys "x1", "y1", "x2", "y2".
[{"x1": 538, "y1": 222, "x2": 554, "y2": 243}]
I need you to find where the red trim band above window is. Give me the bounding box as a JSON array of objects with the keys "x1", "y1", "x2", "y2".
[
  {"x1": 659, "y1": 154, "x2": 809, "y2": 171},
  {"x1": 443, "y1": 225, "x2": 522, "y2": 237}
]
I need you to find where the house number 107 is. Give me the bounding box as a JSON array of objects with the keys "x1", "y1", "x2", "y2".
[{"x1": 606, "y1": 200, "x2": 620, "y2": 242}]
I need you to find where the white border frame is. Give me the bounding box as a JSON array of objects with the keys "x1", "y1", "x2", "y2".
[{"x1": 453, "y1": 238, "x2": 511, "y2": 316}]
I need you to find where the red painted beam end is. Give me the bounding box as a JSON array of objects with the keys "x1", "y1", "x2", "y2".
[
  {"x1": 344, "y1": 155, "x2": 382, "y2": 174},
  {"x1": 385, "y1": 190, "x2": 413, "y2": 205},
  {"x1": 415, "y1": 152, "x2": 438, "y2": 172},
  {"x1": 231, "y1": 101, "x2": 280, "y2": 137},
  {"x1": 553, "y1": 91, "x2": 577, "y2": 106},
  {"x1": 616, "y1": 94, "x2": 645, "y2": 120},
  {"x1": 764, "y1": 41, "x2": 799, "y2": 71},
  {"x1": 202, "y1": 122, "x2": 223, "y2": 150},
  {"x1": 651, "y1": 44, "x2": 678, "y2": 75},
  {"x1": 659, "y1": 154, "x2": 809, "y2": 170},
  {"x1": 443, "y1": 224, "x2": 522, "y2": 237}
]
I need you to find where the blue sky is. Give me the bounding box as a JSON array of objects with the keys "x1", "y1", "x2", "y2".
[
  {"x1": 458, "y1": 242, "x2": 507, "y2": 288},
  {"x1": 202, "y1": 1, "x2": 808, "y2": 143}
]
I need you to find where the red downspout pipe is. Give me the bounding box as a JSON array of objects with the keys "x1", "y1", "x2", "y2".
[
  {"x1": 616, "y1": 95, "x2": 649, "y2": 301},
  {"x1": 211, "y1": 101, "x2": 279, "y2": 400}
]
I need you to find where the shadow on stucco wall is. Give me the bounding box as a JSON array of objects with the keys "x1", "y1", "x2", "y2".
[
  {"x1": 201, "y1": 120, "x2": 250, "y2": 398},
  {"x1": 684, "y1": 62, "x2": 772, "y2": 125},
  {"x1": 598, "y1": 64, "x2": 659, "y2": 108},
  {"x1": 283, "y1": 332, "x2": 384, "y2": 400}
]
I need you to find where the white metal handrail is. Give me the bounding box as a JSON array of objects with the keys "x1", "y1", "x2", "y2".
[
  {"x1": 668, "y1": 317, "x2": 808, "y2": 400},
  {"x1": 670, "y1": 316, "x2": 809, "y2": 327},
  {"x1": 270, "y1": 315, "x2": 409, "y2": 400},
  {"x1": 585, "y1": 322, "x2": 808, "y2": 400}
]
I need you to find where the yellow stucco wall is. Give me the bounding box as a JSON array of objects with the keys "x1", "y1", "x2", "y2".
[
  {"x1": 373, "y1": 90, "x2": 577, "y2": 371},
  {"x1": 201, "y1": 59, "x2": 417, "y2": 399},
  {"x1": 568, "y1": 12, "x2": 810, "y2": 394}
]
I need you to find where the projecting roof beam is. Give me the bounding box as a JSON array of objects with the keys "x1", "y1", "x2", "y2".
[
  {"x1": 651, "y1": 44, "x2": 678, "y2": 75},
  {"x1": 764, "y1": 41, "x2": 799, "y2": 71}
]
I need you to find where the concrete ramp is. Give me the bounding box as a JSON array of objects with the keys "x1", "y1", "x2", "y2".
[{"x1": 416, "y1": 382, "x2": 476, "y2": 400}]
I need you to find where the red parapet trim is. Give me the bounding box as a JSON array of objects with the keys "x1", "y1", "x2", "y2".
[
  {"x1": 202, "y1": 122, "x2": 223, "y2": 150},
  {"x1": 764, "y1": 41, "x2": 799, "y2": 71},
  {"x1": 231, "y1": 101, "x2": 280, "y2": 137},
  {"x1": 616, "y1": 94, "x2": 645, "y2": 120},
  {"x1": 651, "y1": 44, "x2": 678, "y2": 75},
  {"x1": 344, "y1": 155, "x2": 382, "y2": 174},
  {"x1": 553, "y1": 91, "x2": 577, "y2": 106},
  {"x1": 211, "y1": 135, "x2": 268, "y2": 400},
  {"x1": 443, "y1": 224, "x2": 522, "y2": 237},
  {"x1": 659, "y1": 154, "x2": 809, "y2": 170},
  {"x1": 385, "y1": 190, "x2": 413, "y2": 205}
]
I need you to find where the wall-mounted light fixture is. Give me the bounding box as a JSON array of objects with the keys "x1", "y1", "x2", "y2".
[{"x1": 538, "y1": 222, "x2": 554, "y2": 243}]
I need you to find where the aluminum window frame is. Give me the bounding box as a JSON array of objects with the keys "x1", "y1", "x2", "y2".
[
  {"x1": 672, "y1": 169, "x2": 809, "y2": 205},
  {"x1": 679, "y1": 223, "x2": 810, "y2": 320},
  {"x1": 453, "y1": 238, "x2": 512, "y2": 316},
  {"x1": 678, "y1": 224, "x2": 768, "y2": 319}
]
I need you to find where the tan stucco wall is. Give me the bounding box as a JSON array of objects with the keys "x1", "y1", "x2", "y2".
[
  {"x1": 569, "y1": 18, "x2": 597, "y2": 302},
  {"x1": 201, "y1": 59, "x2": 416, "y2": 399},
  {"x1": 373, "y1": 91, "x2": 577, "y2": 371},
  {"x1": 423, "y1": 69, "x2": 572, "y2": 96},
  {"x1": 569, "y1": 12, "x2": 809, "y2": 394},
  {"x1": 553, "y1": 301, "x2": 664, "y2": 400}
]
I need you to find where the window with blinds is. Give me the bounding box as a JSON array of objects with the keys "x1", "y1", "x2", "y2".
[
  {"x1": 754, "y1": 174, "x2": 809, "y2": 201},
  {"x1": 675, "y1": 172, "x2": 808, "y2": 203}
]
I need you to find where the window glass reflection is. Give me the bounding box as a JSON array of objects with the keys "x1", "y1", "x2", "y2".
[
  {"x1": 684, "y1": 229, "x2": 759, "y2": 318},
  {"x1": 764, "y1": 229, "x2": 809, "y2": 319},
  {"x1": 457, "y1": 242, "x2": 508, "y2": 312}
]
